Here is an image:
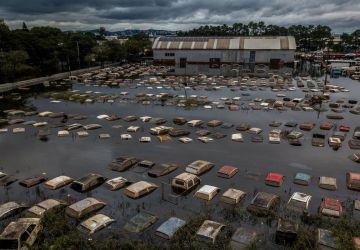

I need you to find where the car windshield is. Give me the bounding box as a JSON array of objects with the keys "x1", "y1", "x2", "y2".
[
  {"x1": 174, "y1": 180, "x2": 185, "y2": 186},
  {"x1": 289, "y1": 199, "x2": 306, "y2": 209},
  {"x1": 254, "y1": 197, "x2": 269, "y2": 206},
  {"x1": 0, "y1": 239, "x2": 19, "y2": 249}
]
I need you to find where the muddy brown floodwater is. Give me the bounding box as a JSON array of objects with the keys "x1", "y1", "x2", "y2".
[{"x1": 0, "y1": 75, "x2": 359, "y2": 249}]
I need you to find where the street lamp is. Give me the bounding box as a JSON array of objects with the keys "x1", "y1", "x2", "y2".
[{"x1": 58, "y1": 42, "x2": 71, "y2": 76}]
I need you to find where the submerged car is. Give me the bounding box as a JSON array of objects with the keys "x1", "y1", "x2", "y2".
[
  {"x1": 220, "y1": 188, "x2": 246, "y2": 205},
  {"x1": 78, "y1": 214, "x2": 115, "y2": 234},
  {"x1": 19, "y1": 175, "x2": 47, "y2": 188},
  {"x1": 319, "y1": 176, "x2": 337, "y2": 191},
  {"x1": 286, "y1": 192, "x2": 312, "y2": 214},
  {"x1": 104, "y1": 177, "x2": 131, "y2": 191},
  {"x1": 0, "y1": 173, "x2": 17, "y2": 187},
  {"x1": 247, "y1": 192, "x2": 279, "y2": 216},
  {"x1": 123, "y1": 181, "x2": 158, "y2": 199},
  {"x1": 265, "y1": 172, "x2": 285, "y2": 187},
  {"x1": 0, "y1": 218, "x2": 42, "y2": 250},
  {"x1": 44, "y1": 175, "x2": 73, "y2": 190},
  {"x1": 148, "y1": 163, "x2": 178, "y2": 177},
  {"x1": 124, "y1": 212, "x2": 158, "y2": 233},
  {"x1": 171, "y1": 173, "x2": 200, "y2": 193},
  {"x1": 196, "y1": 220, "x2": 225, "y2": 244},
  {"x1": 70, "y1": 173, "x2": 106, "y2": 192},
  {"x1": 217, "y1": 166, "x2": 238, "y2": 178},
  {"x1": 185, "y1": 160, "x2": 214, "y2": 176},
  {"x1": 155, "y1": 217, "x2": 186, "y2": 240},
  {"x1": 195, "y1": 185, "x2": 220, "y2": 201},
  {"x1": 319, "y1": 197, "x2": 342, "y2": 217},
  {"x1": 0, "y1": 202, "x2": 27, "y2": 221},
  {"x1": 346, "y1": 172, "x2": 360, "y2": 191},
  {"x1": 138, "y1": 160, "x2": 155, "y2": 168},
  {"x1": 173, "y1": 117, "x2": 187, "y2": 125},
  {"x1": 312, "y1": 133, "x2": 326, "y2": 147},
  {"x1": 168, "y1": 128, "x2": 190, "y2": 137},
  {"x1": 230, "y1": 227, "x2": 257, "y2": 250},
  {"x1": 108, "y1": 156, "x2": 139, "y2": 172},
  {"x1": 25, "y1": 199, "x2": 66, "y2": 218},
  {"x1": 187, "y1": 120, "x2": 204, "y2": 127},
  {"x1": 149, "y1": 126, "x2": 172, "y2": 135},
  {"x1": 275, "y1": 218, "x2": 298, "y2": 245},
  {"x1": 66, "y1": 197, "x2": 106, "y2": 219},
  {"x1": 293, "y1": 173, "x2": 311, "y2": 186}
]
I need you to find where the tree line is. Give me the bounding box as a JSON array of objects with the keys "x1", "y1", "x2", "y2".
[
  {"x1": 177, "y1": 22, "x2": 360, "y2": 53},
  {"x1": 0, "y1": 21, "x2": 152, "y2": 84}
]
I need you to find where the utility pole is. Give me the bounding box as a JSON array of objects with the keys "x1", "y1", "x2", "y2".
[
  {"x1": 67, "y1": 55, "x2": 71, "y2": 76},
  {"x1": 323, "y1": 41, "x2": 330, "y2": 93},
  {"x1": 76, "y1": 41, "x2": 80, "y2": 69}
]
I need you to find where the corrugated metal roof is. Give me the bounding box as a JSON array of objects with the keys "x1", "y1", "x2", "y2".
[{"x1": 153, "y1": 36, "x2": 296, "y2": 50}]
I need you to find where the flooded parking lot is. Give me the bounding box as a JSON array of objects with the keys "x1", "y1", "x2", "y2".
[{"x1": 0, "y1": 66, "x2": 359, "y2": 249}]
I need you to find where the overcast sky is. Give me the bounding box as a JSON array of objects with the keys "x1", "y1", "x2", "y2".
[{"x1": 0, "y1": 0, "x2": 359, "y2": 32}]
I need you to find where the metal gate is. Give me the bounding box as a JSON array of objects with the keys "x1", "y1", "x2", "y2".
[{"x1": 161, "y1": 182, "x2": 180, "y2": 205}]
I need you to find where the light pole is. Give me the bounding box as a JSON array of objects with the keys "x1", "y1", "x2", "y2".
[
  {"x1": 76, "y1": 41, "x2": 80, "y2": 69},
  {"x1": 58, "y1": 42, "x2": 71, "y2": 76},
  {"x1": 323, "y1": 39, "x2": 330, "y2": 93}
]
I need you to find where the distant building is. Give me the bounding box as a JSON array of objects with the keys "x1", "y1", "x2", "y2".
[{"x1": 153, "y1": 36, "x2": 296, "y2": 75}]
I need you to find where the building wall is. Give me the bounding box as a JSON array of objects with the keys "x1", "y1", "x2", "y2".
[{"x1": 153, "y1": 49, "x2": 295, "y2": 75}]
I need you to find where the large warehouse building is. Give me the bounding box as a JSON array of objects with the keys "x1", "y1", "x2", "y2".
[{"x1": 152, "y1": 36, "x2": 296, "y2": 75}]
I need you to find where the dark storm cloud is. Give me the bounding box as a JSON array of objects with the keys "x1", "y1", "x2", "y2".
[{"x1": 0, "y1": 0, "x2": 359, "y2": 32}]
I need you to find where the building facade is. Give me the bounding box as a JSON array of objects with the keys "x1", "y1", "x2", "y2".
[{"x1": 153, "y1": 36, "x2": 296, "y2": 75}]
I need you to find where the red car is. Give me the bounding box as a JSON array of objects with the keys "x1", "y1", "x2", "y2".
[
  {"x1": 320, "y1": 197, "x2": 342, "y2": 217},
  {"x1": 217, "y1": 166, "x2": 239, "y2": 178},
  {"x1": 265, "y1": 172, "x2": 285, "y2": 187},
  {"x1": 339, "y1": 125, "x2": 351, "y2": 132},
  {"x1": 320, "y1": 123, "x2": 333, "y2": 130}
]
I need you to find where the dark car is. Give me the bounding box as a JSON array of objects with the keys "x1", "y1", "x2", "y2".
[
  {"x1": 150, "y1": 117, "x2": 167, "y2": 125},
  {"x1": 19, "y1": 176, "x2": 47, "y2": 188},
  {"x1": 312, "y1": 133, "x2": 325, "y2": 147},
  {"x1": 169, "y1": 128, "x2": 190, "y2": 137},
  {"x1": 173, "y1": 117, "x2": 187, "y2": 125},
  {"x1": 108, "y1": 156, "x2": 139, "y2": 172},
  {"x1": 70, "y1": 173, "x2": 106, "y2": 192},
  {"x1": 0, "y1": 174, "x2": 17, "y2": 186},
  {"x1": 148, "y1": 163, "x2": 178, "y2": 177}
]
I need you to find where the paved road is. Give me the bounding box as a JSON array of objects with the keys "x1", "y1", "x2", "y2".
[{"x1": 0, "y1": 64, "x2": 118, "y2": 93}]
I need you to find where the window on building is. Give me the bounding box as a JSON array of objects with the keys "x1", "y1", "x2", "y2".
[
  {"x1": 209, "y1": 58, "x2": 220, "y2": 68},
  {"x1": 180, "y1": 58, "x2": 187, "y2": 68},
  {"x1": 165, "y1": 53, "x2": 175, "y2": 57}
]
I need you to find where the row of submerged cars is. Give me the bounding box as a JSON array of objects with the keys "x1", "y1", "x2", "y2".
[
  {"x1": 2, "y1": 158, "x2": 360, "y2": 249},
  {"x1": 1, "y1": 109, "x2": 360, "y2": 151},
  {"x1": 50, "y1": 80, "x2": 360, "y2": 115}
]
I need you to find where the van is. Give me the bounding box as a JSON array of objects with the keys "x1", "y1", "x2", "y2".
[{"x1": 171, "y1": 173, "x2": 200, "y2": 192}]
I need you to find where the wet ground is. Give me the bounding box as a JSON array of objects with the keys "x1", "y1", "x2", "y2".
[{"x1": 0, "y1": 74, "x2": 359, "y2": 248}]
